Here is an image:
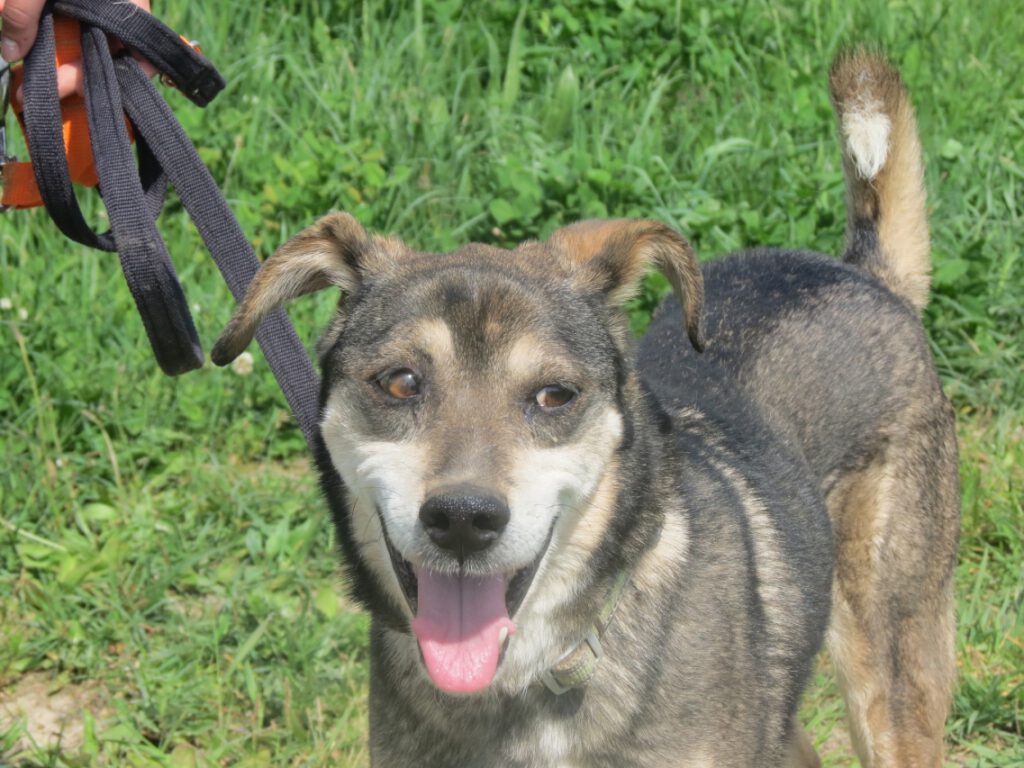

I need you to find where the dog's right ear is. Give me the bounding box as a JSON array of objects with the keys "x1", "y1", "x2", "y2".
[{"x1": 212, "y1": 212, "x2": 399, "y2": 365}]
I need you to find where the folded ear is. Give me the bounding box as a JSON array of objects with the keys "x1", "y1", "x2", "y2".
[
  {"x1": 212, "y1": 212, "x2": 400, "y2": 365},
  {"x1": 549, "y1": 219, "x2": 705, "y2": 351}
]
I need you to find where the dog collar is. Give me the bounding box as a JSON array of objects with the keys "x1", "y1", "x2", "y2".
[{"x1": 539, "y1": 567, "x2": 632, "y2": 695}]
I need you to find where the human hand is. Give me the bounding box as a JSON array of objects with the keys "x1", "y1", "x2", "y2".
[{"x1": 1, "y1": 0, "x2": 152, "y2": 99}]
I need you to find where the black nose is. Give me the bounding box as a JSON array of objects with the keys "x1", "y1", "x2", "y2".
[{"x1": 419, "y1": 487, "x2": 510, "y2": 557}]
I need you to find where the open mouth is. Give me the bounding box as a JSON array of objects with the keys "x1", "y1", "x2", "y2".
[
  {"x1": 380, "y1": 524, "x2": 550, "y2": 619},
  {"x1": 379, "y1": 519, "x2": 554, "y2": 693}
]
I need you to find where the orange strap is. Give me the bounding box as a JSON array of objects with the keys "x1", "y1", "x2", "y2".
[{"x1": 2, "y1": 17, "x2": 132, "y2": 209}]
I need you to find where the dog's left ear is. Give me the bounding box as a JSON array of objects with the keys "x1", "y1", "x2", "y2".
[
  {"x1": 212, "y1": 212, "x2": 403, "y2": 365},
  {"x1": 549, "y1": 219, "x2": 705, "y2": 351}
]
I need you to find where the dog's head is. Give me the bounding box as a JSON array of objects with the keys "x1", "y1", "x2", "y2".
[{"x1": 214, "y1": 213, "x2": 702, "y2": 694}]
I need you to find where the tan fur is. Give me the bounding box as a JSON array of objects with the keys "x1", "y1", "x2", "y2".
[
  {"x1": 560, "y1": 457, "x2": 622, "y2": 571},
  {"x1": 411, "y1": 318, "x2": 456, "y2": 369},
  {"x1": 212, "y1": 212, "x2": 407, "y2": 364},
  {"x1": 548, "y1": 219, "x2": 706, "y2": 351},
  {"x1": 830, "y1": 50, "x2": 931, "y2": 312},
  {"x1": 827, "y1": 458, "x2": 956, "y2": 768},
  {"x1": 504, "y1": 334, "x2": 558, "y2": 380},
  {"x1": 633, "y1": 503, "x2": 689, "y2": 594},
  {"x1": 702, "y1": 450, "x2": 795, "y2": 645}
]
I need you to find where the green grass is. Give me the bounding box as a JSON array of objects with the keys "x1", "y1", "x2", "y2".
[{"x1": 1, "y1": 0, "x2": 1021, "y2": 765}]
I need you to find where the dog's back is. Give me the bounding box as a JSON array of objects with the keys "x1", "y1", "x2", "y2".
[{"x1": 641, "y1": 50, "x2": 959, "y2": 766}]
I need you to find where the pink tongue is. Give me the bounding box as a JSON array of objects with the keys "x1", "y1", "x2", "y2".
[{"x1": 411, "y1": 568, "x2": 515, "y2": 693}]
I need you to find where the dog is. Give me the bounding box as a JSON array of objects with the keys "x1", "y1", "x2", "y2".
[{"x1": 212, "y1": 50, "x2": 959, "y2": 767}]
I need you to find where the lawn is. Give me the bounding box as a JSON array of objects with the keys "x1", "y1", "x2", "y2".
[{"x1": 1, "y1": 0, "x2": 1021, "y2": 765}]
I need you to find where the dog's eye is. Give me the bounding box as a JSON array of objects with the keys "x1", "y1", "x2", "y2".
[
  {"x1": 534, "y1": 384, "x2": 577, "y2": 410},
  {"x1": 379, "y1": 368, "x2": 421, "y2": 400}
]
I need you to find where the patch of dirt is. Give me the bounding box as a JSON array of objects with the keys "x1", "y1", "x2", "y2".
[{"x1": 0, "y1": 672, "x2": 112, "y2": 756}]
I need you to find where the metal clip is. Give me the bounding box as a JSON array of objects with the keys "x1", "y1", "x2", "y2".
[
  {"x1": 539, "y1": 629, "x2": 604, "y2": 696},
  {"x1": 159, "y1": 40, "x2": 202, "y2": 90},
  {"x1": 1, "y1": 63, "x2": 14, "y2": 213}
]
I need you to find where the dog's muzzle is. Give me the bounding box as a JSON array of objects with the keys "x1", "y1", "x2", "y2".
[
  {"x1": 375, "y1": 485, "x2": 554, "y2": 694},
  {"x1": 419, "y1": 485, "x2": 510, "y2": 560}
]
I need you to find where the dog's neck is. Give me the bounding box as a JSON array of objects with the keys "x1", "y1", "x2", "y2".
[{"x1": 530, "y1": 370, "x2": 677, "y2": 690}]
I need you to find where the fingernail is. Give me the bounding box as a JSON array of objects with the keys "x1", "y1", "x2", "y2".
[{"x1": 1, "y1": 37, "x2": 20, "y2": 63}]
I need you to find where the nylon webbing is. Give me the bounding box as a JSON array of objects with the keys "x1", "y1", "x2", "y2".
[
  {"x1": 52, "y1": 0, "x2": 224, "y2": 106},
  {"x1": 21, "y1": 9, "x2": 115, "y2": 250},
  {"x1": 15, "y1": 0, "x2": 321, "y2": 448},
  {"x1": 81, "y1": 25, "x2": 203, "y2": 373},
  {"x1": 113, "y1": 55, "x2": 320, "y2": 444}
]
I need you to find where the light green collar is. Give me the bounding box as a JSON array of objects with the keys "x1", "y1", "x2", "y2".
[{"x1": 539, "y1": 567, "x2": 632, "y2": 695}]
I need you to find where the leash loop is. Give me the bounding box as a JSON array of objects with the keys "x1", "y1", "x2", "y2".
[
  {"x1": 51, "y1": 0, "x2": 223, "y2": 106},
  {"x1": 9, "y1": 0, "x2": 321, "y2": 447}
]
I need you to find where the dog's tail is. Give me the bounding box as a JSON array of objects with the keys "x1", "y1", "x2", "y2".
[{"x1": 829, "y1": 50, "x2": 931, "y2": 312}]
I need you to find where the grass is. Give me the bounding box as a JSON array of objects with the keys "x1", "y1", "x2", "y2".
[{"x1": 1, "y1": 0, "x2": 1021, "y2": 765}]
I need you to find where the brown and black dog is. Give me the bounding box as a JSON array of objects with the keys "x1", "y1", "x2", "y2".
[{"x1": 213, "y1": 51, "x2": 958, "y2": 767}]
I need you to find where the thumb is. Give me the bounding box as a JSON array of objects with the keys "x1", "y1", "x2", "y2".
[{"x1": 1, "y1": 0, "x2": 47, "y2": 63}]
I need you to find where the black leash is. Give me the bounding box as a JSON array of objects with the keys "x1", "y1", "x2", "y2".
[{"x1": 10, "y1": 0, "x2": 321, "y2": 448}]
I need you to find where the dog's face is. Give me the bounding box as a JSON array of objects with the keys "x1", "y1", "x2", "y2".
[
  {"x1": 321, "y1": 254, "x2": 629, "y2": 693},
  {"x1": 213, "y1": 214, "x2": 703, "y2": 694}
]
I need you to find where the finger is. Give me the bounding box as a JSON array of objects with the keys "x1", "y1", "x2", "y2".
[
  {"x1": 132, "y1": 51, "x2": 157, "y2": 78},
  {"x1": 56, "y1": 61, "x2": 84, "y2": 97},
  {"x1": 1, "y1": 0, "x2": 47, "y2": 62},
  {"x1": 2, "y1": 0, "x2": 149, "y2": 63}
]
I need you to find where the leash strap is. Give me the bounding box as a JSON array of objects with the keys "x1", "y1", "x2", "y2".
[
  {"x1": 80, "y1": 25, "x2": 203, "y2": 372},
  {"x1": 112, "y1": 55, "x2": 320, "y2": 443},
  {"x1": 52, "y1": 0, "x2": 223, "y2": 106},
  {"x1": 8, "y1": 0, "x2": 321, "y2": 447},
  {"x1": 20, "y1": 10, "x2": 116, "y2": 250}
]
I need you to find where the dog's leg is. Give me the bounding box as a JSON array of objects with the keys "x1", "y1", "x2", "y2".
[
  {"x1": 785, "y1": 717, "x2": 822, "y2": 768},
  {"x1": 826, "y1": 416, "x2": 959, "y2": 767}
]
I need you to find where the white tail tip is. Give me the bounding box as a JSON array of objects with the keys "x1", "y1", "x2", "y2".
[{"x1": 842, "y1": 104, "x2": 891, "y2": 179}]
